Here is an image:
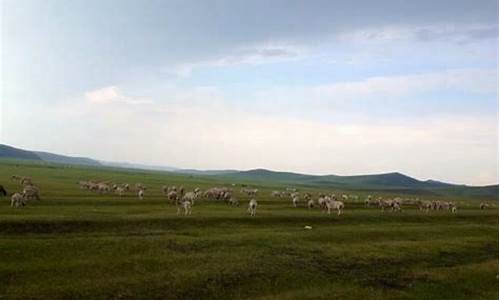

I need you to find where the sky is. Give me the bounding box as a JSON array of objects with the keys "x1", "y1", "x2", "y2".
[{"x1": 1, "y1": 0, "x2": 498, "y2": 185}]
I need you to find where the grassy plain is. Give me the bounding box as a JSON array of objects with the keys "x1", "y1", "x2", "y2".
[{"x1": 0, "y1": 160, "x2": 497, "y2": 299}]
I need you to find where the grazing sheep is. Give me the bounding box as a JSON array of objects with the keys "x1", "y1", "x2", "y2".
[
  {"x1": 248, "y1": 199, "x2": 258, "y2": 216},
  {"x1": 292, "y1": 196, "x2": 299, "y2": 208},
  {"x1": 135, "y1": 183, "x2": 146, "y2": 191},
  {"x1": 20, "y1": 177, "x2": 33, "y2": 186},
  {"x1": 97, "y1": 183, "x2": 110, "y2": 194},
  {"x1": 325, "y1": 198, "x2": 344, "y2": 216},
  {"x1": 317, "y1": 197, "x2": 328, "y2": 211},
  {"x1": 242, "y1": 188, "x2": 258, "y2": 197},
  {"x1": 182, "y1": 191, "x2": 198, "y2": 206},
  {"x1": 304, "y1": 193, "x2": 312, "y2": 201},
  {"x1": 23, "y1": 185, "x2": 40, "y2": 201},
  {"x1": 378, "y1": 199, "x2": 399, "y2": 212},
  {"x1": 417, "y1": 200, "x2": 432, "y2": 212},
  {"x1": 341, "y1": 194, "x2": 348, "y2": 201},
  {"x1": 115, "y1": 186, "x2": 126, "y2": 197},
  {"x1": 271, "y1": 191, "x2": 281, "y2": 197},
  {"x1": 138, "y1": 189, "x2": 144, "y2": 200},
  {"x1": 0, "y1": 185, "x2": 7, "y2": 197},
  {"x1": 11, "y1": 193, "x2": 25, "y2": 208},
  {"x1": 480, "y1": 202, "x2": 489, "y2": 210},
  {"x1": 365, "y1": 199, "x2": 378, "y2": 207},
  {"x1": 177, "y1": 200, "x2": 192, "y2": 216},
  {"x1": 161, "y1": 185, "x2": 169, "y2": 195},
  {"x1": 228, "y1": 197, "x2": 240, "y2": 206},
  {"x1": 307, "y1": 199, "x2": 314, "y2": 209},
  {"x1": 166, "y1": 190, "x2": 179, "y2": 204}
]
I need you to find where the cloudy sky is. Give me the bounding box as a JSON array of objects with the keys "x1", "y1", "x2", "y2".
[{"x1": 1, "y1": 0, "x2": 498, "y2": 185}]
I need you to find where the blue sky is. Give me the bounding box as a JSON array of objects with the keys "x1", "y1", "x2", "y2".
[{"x1": 1, "y1": 0, "x2": 498, "y2": 185}]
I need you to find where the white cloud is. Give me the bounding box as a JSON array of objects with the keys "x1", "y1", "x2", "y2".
[
  {"x1": 337, "y1": 24, "x2": 498, "y2": 44},
  {"x1": 168, "y1": 43, "x2": 305, "y2": 78},
  {"x1": 314, "y1": 69, "x2": 497, "y2": 99},
  {"x1": 84, "y1": 86, "x2": 153, "y2": 105}
]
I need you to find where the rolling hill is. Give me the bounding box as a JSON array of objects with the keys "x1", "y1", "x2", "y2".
[
  {"x1": 0, "y1": 143, "x2": 497, "y2": 199},
  {"x1": 217, "y1": 169, "x2": 498, "y2": 199},
  {"x1": 0, "y1": 144, "x2": 101, "y2": 166}
]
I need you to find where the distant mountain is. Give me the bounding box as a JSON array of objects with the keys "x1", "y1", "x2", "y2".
[
  {"x1": 0, "y1": 144, "x2": 42, "y2": 161},
  {"x1": 1, "y1": 144, "x2": 497, "y2": 199},
  {"x1": 34, "y1": 151, "x2": 101, "y2": 166},
  {"x1": 218, "y1": 169, "x2": 498, "y2": 199},
  {"x1": 100, "y1": 161, "x2": 178, "y2": 172},
  {"x1": 0, "y1": 144, "x2": 101, "y2": 166},
  {"x1": 176, "y1": 169, "x2": 239, "y2": 176}
]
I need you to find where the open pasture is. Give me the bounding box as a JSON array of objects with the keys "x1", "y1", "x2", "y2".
[{"x1": 0, "y1": 160, "x2": 498, "y2": 299}]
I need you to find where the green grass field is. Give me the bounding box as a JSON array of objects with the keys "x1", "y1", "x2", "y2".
[{"x1": 0, "y1": 160, "x2": 498, "y2": 299}]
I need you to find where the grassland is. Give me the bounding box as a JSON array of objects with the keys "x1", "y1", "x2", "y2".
[{"x1": 0, "y1": 159, "x2": 498, "y2": 299}]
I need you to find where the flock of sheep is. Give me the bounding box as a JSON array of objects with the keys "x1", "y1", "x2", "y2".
[
  {"x1": 2, "y1": 175, "x2": 41, "y2": 207},
  {"x1": 0, "y1": 176, "x2": 494, "y2": 216}
]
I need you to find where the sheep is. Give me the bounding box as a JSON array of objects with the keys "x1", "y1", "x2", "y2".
[
  {"x1": 271, "y1": 191, "x2": 281, "y2": 197},
  {"x1": 378, "y1": 199, "x2": 398, "y2": 212},
  {"x1": 138, "y1": 189, "x2": 144, "y2": 200},
  {"x1": 248, "y1": 199, "x2": 258, "y2": 216},
  {"x1": 161, "y1": 185, "x2": 169, "y2": 195},
  {"x1": 365, "y1": 199, "x2": 378, "y2": 207},
  {"x1": 307, "y1": 199, "x2": 314, "y2": 209},
  {"x1": 0, "y1": 185, "x2": 7, "y2": 197},
  {"x1": 20, "y1": 177, "x2": 33, "y2": 186},
  {"x1": 135, "y1": 183, "x2": 146, "y2": 191},
  {"x1": 286, "y1": 187, "x2": 297, "y2": 192},
  {"x1": 11, "y1": 175, "x2": 21, "y2": 181},
  {"x1": 292, "y1": 196, "x2": 299, "y2": 208},
  {"x1": 326, "y1": 198, "x2": 344, "y2": 216},
  {"x1": 304, "y1": 193, "x2": 312, "y2": 201},
  {"x1": 123, "y1": 183, "x2": 130, "y2": 191},
  {"x1": 221, "y1": 191, "x2": 232, "y2": 203},
  {"x1": 115, "y1": 186, "x2": 126, "y2": 197},
  {"x1": 350, "y1": 195, "x2": 359, "y2": 201},
  {"x1": 181, "y1": 191, "x2": 198, "y2": 206},
  {"x1": 166, "y1": 190, "x2": 179, "y2": 204},
  {"x1": 204, "y1": 187, "x2": 229, "y2": 200},
  {"x1": 97, "y1": 183, "x2": 110, "y2": 194},
  {"x1": 242, "y1": 188, "x2": 258, "y2": 197},
  {"x1": 11, "y1": 193, "x2": 25, "y2": 208},
  {"x1": 22, "y1": 185, "x2": 40, "y2": 201},
  {"x1": 177, "y1": 200, "x2": 192, "y2": 216},
  {"x1": 317, "y1": 197, "x2": 328, "y2": 211},
  {"x1": 480, "y1": 203, "x2": 489, "y2": 210},
  {"x1": 228, "y1": 197, "x2": 240, "y2": 206},
  {"x1": 416, "y1": 200, "x2": 432, "y2": 212},
  {"x1": 341, "y1": 194, "x2": 348, "y2": 201}
]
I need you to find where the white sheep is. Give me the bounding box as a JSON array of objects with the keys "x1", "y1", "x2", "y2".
[
  {"x1": 326, "y1": 199, "x2": 344, "y2": 216},
  {"x1": 138, "y1": 189, "x2": 144, "y2": 200},
  {"x1": 248, "y1": 199, "x2": 258, "y2": 216},
  {"x1": 307, "y1": 199, "x2": 314, "y2": 209},
  {"x1": 292, "y1": 196, "x2": 299, "y2": 208},
  {"x1": 11, "y1": 193, "x2": 25, "y2": 208},
  {"x1": 177, "y1": 200, "x2": 192, "y2": 216},
  {"x1": 23, "y1": 185, "x2": 40, "y2": 201},
  {"x1": 182, "y1": 191, "x2": 198, "y2": 206}
]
